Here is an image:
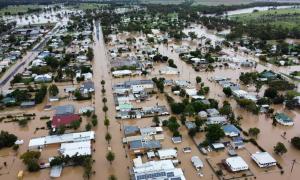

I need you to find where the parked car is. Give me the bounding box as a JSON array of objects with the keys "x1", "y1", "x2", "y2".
[{"x1": 183, "y1": 147, "x2": 192, "y2": 153}]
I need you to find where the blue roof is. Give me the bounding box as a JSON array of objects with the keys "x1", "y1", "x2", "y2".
[{"x1": 223, "y1": 124, "x2": 240, "y2": 134}]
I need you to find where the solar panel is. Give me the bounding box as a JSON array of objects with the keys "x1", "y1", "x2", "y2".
[{"x1": 167, "y1": 172, "x2": 174, "y2": 177}]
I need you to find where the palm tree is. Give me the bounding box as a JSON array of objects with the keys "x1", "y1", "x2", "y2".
[
  {"x1": 106, "y1": 151, "x2": 115, "y2": 164},
  {"x1": 105, "y1": 132, "x2": 112, "y2": 144}
]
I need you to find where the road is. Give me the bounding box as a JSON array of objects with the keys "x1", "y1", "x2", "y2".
[
  {"x1": 91, "y1": 21, "x2": 130, "y2": 179},
  {"x1": 0, "y1": 24, "x2": 61, "y2": 92}
]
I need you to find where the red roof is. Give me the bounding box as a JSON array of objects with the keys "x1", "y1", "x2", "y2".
[{"x1": 52, "y1": 114, "x2": 81, "y2": 128}]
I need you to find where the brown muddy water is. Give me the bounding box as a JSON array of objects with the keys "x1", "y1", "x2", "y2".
[{"x1": 0, "y1": 21, "x2": 299, "y2": 180}]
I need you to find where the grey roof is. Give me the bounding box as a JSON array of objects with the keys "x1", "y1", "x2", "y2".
[
  {"x1": 55, "y1": 105, "x2": 75, "y2": 115},
  {"x1": 185, "y1": 121, "x2": 196, "y2": 130},
  {"x1": 129, "y1": 140, "x2": 161, "y2": 150},
  {"x1": 20, "y1": 101, "x2": 35, "y2": 107},
  {"x1": 81, "y1": 81, "x2": 94, "y2": 90},
  {"x1": 124, "y1": 126, "x2": 140, "y2": 136}
]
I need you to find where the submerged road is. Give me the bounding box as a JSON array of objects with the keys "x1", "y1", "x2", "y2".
[{"x1": 91, "y1": 21, "x2": 130, "y2": 180}]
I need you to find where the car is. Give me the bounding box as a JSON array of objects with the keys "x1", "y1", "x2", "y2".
[{"x1": 183, "y1": 147, "x2": 192, "y2": 153}]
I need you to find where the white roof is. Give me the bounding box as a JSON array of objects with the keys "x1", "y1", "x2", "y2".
[
  {"x1": 50, "y1": 165, "x2": 63, "y2": 178},
  {"x1": 157, "y1": 149, "x2": 177, "y2": 158},
  {"x1": 251, "y1": 152, "x2": 276, "y2": 164},
  {"x1": 29, "y1": 131, "x2": 95, "y2": 148},
  {"x1": 191, "y1": 156, "x2": 203, "y2": 168},
  {"x1": 112, "y1": 70, "x2": 132, "y2": 76},
  {"x1": 185, "y1": 88, "x2": 197, "y2": 96},
  {"x1": 225, "y1": 156, "x2": 248, "y2": 170},
  {"x1": 59, "y1": 141, "x2": 91, "y2": 157},
  {"x1": 212, "y1": 143, "x2": 225, "y2": 149}
]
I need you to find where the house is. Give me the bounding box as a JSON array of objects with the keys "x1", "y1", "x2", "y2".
[
  {"x1": 185, "y1": 121, "x2": 196, "y2": 130},
  {"x1": 260, "y1": 70, "x2": 277, "y2": 80},
  {"x1": 223, "y1": 124, "x2": 240, "y2": 137},
  {"x1": 129, "y1": 140, "x2": 161, "y2": 154},
  {"x1": 225, "y1": 156, "x2": 249, "y2": 172},
  {"x1": 112, "y1": 70, "x2": 132, "y2": 77},
  {"x1": 211, "y1": 143, "x2": 225, "y2": 150},
  {"x1": 232, "y1": 137, "x2": 245, "y2": 149},
  {"x1": 59, "y1": 141, "x2": 91, "y2": 157},
  {"x1": 1, "y1": 97, "x2": 16, "y2": 105},
  {"x1": 172, "y1": 136, "x2": 182, "y2": 144},
  {"x1": 28, "y1": 131, "x2": 95, "y2": 149},
  {"x1": 198, "y1": 111, "x2": 208, "y2": 119},
  {"x1": 185, "y1": 88, "x2": 197, "y2": 96},
  {"x1": 131, "y1": 157, "x2": 186, "y2": 180},
  {"x1": 191, "y1": 156, "x2": 204, "y2": 170},
  {"x1": 79, "y1": 106, "x2": 94, "y2": 114},
  {"x1": 206, "y1": 108, "x2": 220, "y2": 117},
  {"x1": 140, "y1": 127, "x2": 163, "y2": 136},
  {"x1": 124, "y1": 126, "x2": 140, "y2": 137},
  {"x1": 51, "y1": 114, "x2": 81, "y2": 128},
  {"x1": 207, "y1": 116, "x2": 227, "y2": 125},
  {"x1": 80, "y1": 81, "x2": 95, "y2": 94},
  {"x1": 159, "y1": 66, "x2": 180, "y2": 75},
  {"x1": 251, "y1": 152, "x2": 277, "y2": 168},
  {"x1": 34, "y1": 74, "x2": 52, "y2": 82},
  {"x1": 274, "y1": 113, "x2": 294, "y2": 126},
  {"x1": 157, "y1": 149, "x2": 177, "y2": 160},
  {"x1": 82, "y1": 72, "x2": 93, "y2": 80},
  {"x1": 55, "y1": 105, "x2": 75, "y2": 115},
  {"x1": 20, "y1": 101, "x2": 35, "y2": 108}
]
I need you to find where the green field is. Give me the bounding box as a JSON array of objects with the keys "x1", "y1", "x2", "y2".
[
  {"x1": 139, "y1": 0, "x2": 254, "y2": 5},
  {"x1": 231, "y1": 8, "x2": 300, "y2": 28},
  {"x1": 71, "y1": 3, "x2": 108, "y2": 10},
  {"x1": 0, "y1": 5, "x2": 44, "y2": 16}
]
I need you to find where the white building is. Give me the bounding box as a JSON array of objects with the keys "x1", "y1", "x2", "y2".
[
  {"x1": 59, "y1": 141, "x2": 91, "y2": 157},
  {"x1": 112, "y1": 70, "x2": 132, "y2": 77},
  {"x1": 132, "y1": 157, "x2": 186, "y2": 180},
  {"x1": 29, "y1": 131, "x2": 95, "y2": 149},
  {"x1": 191, "y1": 156, "x2": 203, "y2": 170},
  {"x1": 251, "y1": 152, "x2": 277, "y2": 168},
  {"x1": 157, "y1": 149, "x2": 177, "y2": 160},
  {"x1": 225, "y1": 156, "x2": 249, "y2": 172},
  {"x1": 159, "y1": 66, "x2": 180, "y2": 75}
]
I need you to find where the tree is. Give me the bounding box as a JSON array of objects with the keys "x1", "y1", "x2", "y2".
[
  {"x1": 264, "y1": 87, "x2": 278, "y2": 99},
  {"x1": 103, "y1": 105, "x2": 108, "y2": 113},
  {"x1": 206, "y1": 124, "x2": 225, "y2": 143},
  {"x1": 196, "y1": 76, "x2": 202, "y2": 84},
  {"x1": 70, "y1": 120, "x2": 81, "y2": 130},
  {"x1": 104, "y1": 118, "x2": 110, "y2": 130},
  {"x1": 49, "y1": 84, "x2": 59, "y2": 96},
  {"x1": 188, "y1": 31, "x2": 197, "y2": 40},
  {"x1": 106, "y1": 151, "x2": 115, "y2": 164},
  {"x1": 152, "y1": 114, "x2": 160, "y2": 126},
  {"x1": 274, "y1": 142, "x2": 287, "y2": 155},
  {"x1": 102, "y1": 97, "x2": 107, "y2": 103},
  {"x1": 35, "y1": 85, "x2": 47, "y2": 104},
  {"x1": 0, "y1": 131, "x2": 17, "y2": 149},
  {"x1": 291, "y1": 137, "x2": 300, "y2": 150},
  {"x1": 20, "y1": 151, "x2": 41, "y2": 172},
  {"x1": 85, "y1": 123, "x2": 92, "y2": 131},
  {"x1": 188, "y1": 128, "x2": 197, "y2": 137},
  {"x1": 101, "y1": 80, "x2": 105, "y2": 86},
  {"x1": 87, "y1": 47, "x2": 94, "y2": 61},
  {"x1": 105, "y1": 132, "x2": 112, "y2": 144},
  {"x1": 248, "y1": 128, "x2": 260, "y2": 138},
  {"x1": 167, "y1": 116, "x2": 180, "y2": 133},
  {"x1": 57, "y1": 125, "x2": 66, "y2": 134},
  {"x1": 108, "y1": 175, "x2": 117, "y2": 180},
  {"x1": 223, "y1": 87, "x2": 232, "y2": 97}
]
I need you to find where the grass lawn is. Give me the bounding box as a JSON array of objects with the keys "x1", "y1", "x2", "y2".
[
  {"x1": 231, "y1": 8, "x2": 300, "y2": 28},
  {"x1": 0, "y1": 5, "x2": 44, "y2": 16}
]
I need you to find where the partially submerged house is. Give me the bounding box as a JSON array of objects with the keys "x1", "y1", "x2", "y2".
[
  {"x1": 224, "y1": 156, "x2": 249, "y2": 172},
  {"x1": 251, "y1": 152, "x2": 277, "y2": 168}
]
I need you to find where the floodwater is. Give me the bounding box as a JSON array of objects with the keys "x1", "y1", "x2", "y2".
[
  {"x1": 0, "y1": 6, "x2": 299, "y2": 180},
  {"x1": 3, "y1": 7, "x2": 80, "y2": 27},
  {"x1": 103, "y1": 23, "x2": 300, "y2": 180},
  {"x1": 225, "y1": 5, "x2": 296, "y2": 16}
]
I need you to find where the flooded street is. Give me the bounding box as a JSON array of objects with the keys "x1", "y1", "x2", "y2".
[{"x1": 0, "y1": 4, "x2": 299, "y2": 180}]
